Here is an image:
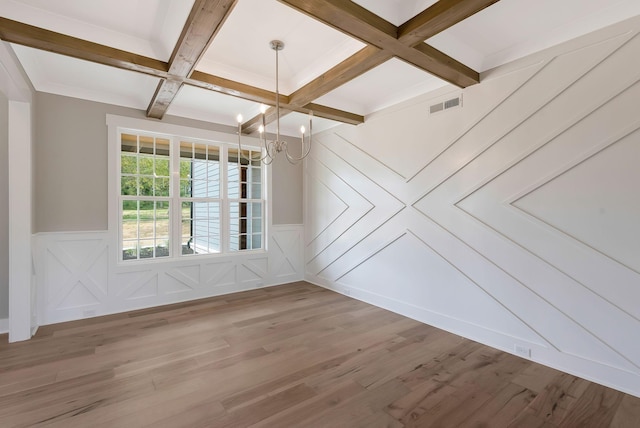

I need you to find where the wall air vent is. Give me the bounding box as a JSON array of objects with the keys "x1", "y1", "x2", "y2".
[{"x1": 429, "y1": 94, "x2": 462, "y2": 115}]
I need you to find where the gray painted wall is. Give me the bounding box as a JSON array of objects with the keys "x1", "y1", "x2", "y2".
[
  {"x1": 0, "y1": 91, "x2": 8, "y2": 320},
  {"x1": 34, "y1": 92, "x2": 302, "y2": 233},
  {"x1": 271, "y1": 151, "x2": 303, "y2": 225}
]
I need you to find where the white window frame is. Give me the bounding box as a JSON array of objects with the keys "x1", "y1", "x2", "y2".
[{"x1": 107, "y1": 115, "x2": 269, "y2": 265}]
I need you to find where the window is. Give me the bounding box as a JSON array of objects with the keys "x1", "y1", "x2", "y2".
[
  {"x1": 116, "y1": 126, "x2": 265, "y2": 262},
  {"x1": 228, "y1": 148, "x2": 263, "y2": 251},
  {"x1": 120, "y1": 134, "x2": 171, "y2": 260},
  {"x1": 179, "y1": 141, "x2": 221, "y2": 255}
]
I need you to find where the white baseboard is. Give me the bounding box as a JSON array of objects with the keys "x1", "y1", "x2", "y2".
[{"x1": 0, "y1": 318, "x2": 8, "y2": 334}]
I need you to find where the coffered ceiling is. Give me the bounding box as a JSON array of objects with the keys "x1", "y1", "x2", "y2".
[{"x1": 1, "y1": 0, "x2": 639, "y2": 136}]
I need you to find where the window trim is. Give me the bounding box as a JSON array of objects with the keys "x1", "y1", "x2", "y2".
[{"x1": 107, "y1": 114, "x2": 270, "y2": 266}]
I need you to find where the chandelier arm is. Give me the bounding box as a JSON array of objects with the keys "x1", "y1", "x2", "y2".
[
  {"x1": 284, "y1": 114, "x2": 312, "y2": 163},
  {"x1": 284, "y1": 141, "x2": 310, "y2": 164},
  {"x1": 238, "y1": 120, "x2": 272, "y2": 167},
  {"x1": 262, "y1": 142, "x2": 275, "y2": 165}
]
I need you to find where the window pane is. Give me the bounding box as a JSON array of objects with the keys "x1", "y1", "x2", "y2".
[
  {"x1": 180, "y1": 160, "x2": 191, "y2": 179},
  {"x1": 251, "y1": 218, "x2": 262, "y2": 234},
  {"x1": 155, "y1": 158, "x2": 169, "y2": 177},
  {"x1": 122, "y1": 241, "x2": 138, "y2": 260},
  {"x1": 157, "y1": 201, "x2": 170, "y2": 218},
  {"x1": 193, "y1": 143, "x2": 207, "y2": 160},
  {"x1": 156, "y1": 218, "x2": 169, "y2": 237},
  {"x1": 252, "y1": 234, "x2": 262, "y2": 249},
  {"x1": 156, "y1": 239, "x2": 169, "y2": 258},
  {"x1": 208, "y1": 146, "x2": 220, "y2": 161},
  {"x1": 181, "y1": 220, "x2": 192, "y2": 238},
  {"x1": 252, "y1": 203, "x2": 262, "y2": 217},
  {"x1": 228, "y1": 179, "x2": 240, "y2": 199},
  {"x1": 251, "y1": 183, "x2": 261, "y2": 199},
  {"x1": 139, "y1": 156, "x2": 153, "y2": 175},
  {"x1": 156, "y1": 138, "x2": 170, "y2": 156},
  {"x1": 121, "y1": 134, "x2": 137, "y2": 152},
  {"x1": 139, "y1": 177, "x2": 154, "y2": 196},
  {"x1": 208, "y1": 181, "x2": 219, "y2": 198},
  {"x1": 179, "y1": 141, "x2": 193, "y2": 158},
  {"x1": 180, "y1": 179, "x2": 191, "y2": 197},
  {"x1": 250, "y1": 167, "x2": 262, "y2": 183},
  {"x1": 139, "y1": 136, "x2": 154, "y2": 154},
  {"x1": 121, "y1": 176, "x2": 137, "y2": 196},
  {"x1": 121, "y1": 154, "x2": 137, "y2": 174},
  {"x1": 155, "y1": 177, "x2": 170, "y2": 197},
  {"x1": 139, "y1": 239, "x2": 155, "y2": 258},
  {"x1": 192, "y1": 179, "x2": 207, "y2": 197},
  {"x1": 182, "y1": 236, "x2": 194, "y2": 255}
]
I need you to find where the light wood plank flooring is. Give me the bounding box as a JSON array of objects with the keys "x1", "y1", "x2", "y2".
[{"x1": 1, "y1": 282, "x2": 639, "y2": 427}]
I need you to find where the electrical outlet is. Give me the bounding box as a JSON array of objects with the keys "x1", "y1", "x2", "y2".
[
  {"x1": 514, "y1": 344, "x2": 531, "y2": 358},
  {"x1": 343, "y1": 288, "x2": 351, "y2": 296}
]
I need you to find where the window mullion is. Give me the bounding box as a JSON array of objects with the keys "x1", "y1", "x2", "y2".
[
  {"x1": 171, "y1": 136, "x2": 180, "y2": 258},
  {"x1": 221, "y1": 145, "x2": 229, "y2": 254}
]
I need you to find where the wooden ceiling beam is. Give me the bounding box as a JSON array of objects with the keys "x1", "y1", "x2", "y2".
[
  {"x1": 278, "y1": 0, "x2": 483, "y2": 87},
  {"x1": 0, "y1": 17, "x2": 169, "y2": 78},
  {"x1": 146, "y1": 0, "x2": 238, "y2": 119}
]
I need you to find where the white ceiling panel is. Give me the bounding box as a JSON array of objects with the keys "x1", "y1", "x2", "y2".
[
  {"x1": 0, "y1": 0, "x2": 193, "y2": 60},
  {"x1": 167, "y1": 84, "x2": 262, "y2": 131},
  {"x1": 352, "y1": 0, "x2": 438, "y2": 26},
  {"x1": 11, "y1": 44, "x2": 161, "y2": 109},
  {"x1": 428, "y1": 0, "x2": 640, "y2": 72},
  {"x1": 315, "y1": 58, "x2": 448, "y2": 116}
]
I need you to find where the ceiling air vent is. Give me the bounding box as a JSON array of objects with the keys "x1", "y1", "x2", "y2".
[{"x1": 429, "y1": 94, "x2": 462, "y2": 115}]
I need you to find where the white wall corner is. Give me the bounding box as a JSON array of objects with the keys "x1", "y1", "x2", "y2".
[
  {"x1": 0, "y1": 318, "x2": 8, "y2": 334},
  {"x1": 8, "y1": 100, "x2": 33, "y2": 342}
]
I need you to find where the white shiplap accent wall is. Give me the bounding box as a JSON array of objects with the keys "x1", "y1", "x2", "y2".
[
  {"x1": 304, "y1": 19, "x2": 640, "y2": 397},
  {"x1": 33, "y1": 224, "x2": 303, "y2": 325}
]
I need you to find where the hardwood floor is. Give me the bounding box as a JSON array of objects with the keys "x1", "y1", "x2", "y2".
[{"x1": 1, "y1": 282, "x2": 639, "y2": 427}]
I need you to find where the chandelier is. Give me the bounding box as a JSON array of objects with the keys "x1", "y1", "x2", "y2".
[{"x1": 236, "y1": 40, "x2": 312, "y2": 165}]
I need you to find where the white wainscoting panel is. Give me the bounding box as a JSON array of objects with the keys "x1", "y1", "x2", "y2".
[
  {"x1": 34, "y1": 225, "x2": 303, "y2": 325},
  {"x1": 304, "y1": 21, "x2": 640, "y2": 397}
]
